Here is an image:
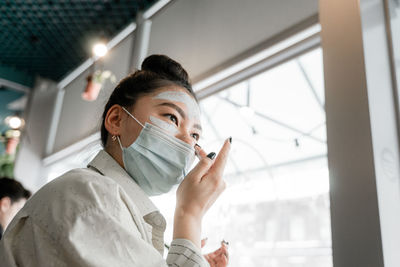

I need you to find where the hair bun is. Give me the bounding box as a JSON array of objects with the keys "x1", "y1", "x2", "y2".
[{"x1": 141, "y1": 54, "x2": 190, "y2": 85}]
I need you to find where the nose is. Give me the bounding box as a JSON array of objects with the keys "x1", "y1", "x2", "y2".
[{"x1": 175, "y1": 130, "x2": 196, "y2": 148}]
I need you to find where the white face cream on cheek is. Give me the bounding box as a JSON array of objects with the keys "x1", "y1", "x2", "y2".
[
  {"x1": 149, "y1": 116, "x2": 179, "y2": 135},
  {"x1": 154, "y1": 91, "x2": 201, "y2": 121}
]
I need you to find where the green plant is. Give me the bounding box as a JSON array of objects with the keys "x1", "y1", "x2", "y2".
[
  {"x1": 91, "y1": 70, "x2": 117, "y2": 84},
  {"x1": 0, "y1": 153, "x2": 15, "y2": 178}
]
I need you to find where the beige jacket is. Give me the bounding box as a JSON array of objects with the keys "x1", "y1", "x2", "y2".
[{"x1": 0, "y1": 150, "x2": 209, "y2": 267}]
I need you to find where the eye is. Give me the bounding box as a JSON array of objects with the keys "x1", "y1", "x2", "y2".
[
  {"x1": 164, "y1": 114, "x2": 178, "y2": 125},
  {"x1": 191, "y1": 133, "x2": 200, "y2": 141}
]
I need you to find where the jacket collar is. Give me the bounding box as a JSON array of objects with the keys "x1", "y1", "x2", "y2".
[{"x1": 87, "y1": 150, "x2": 158, "y2": 216}]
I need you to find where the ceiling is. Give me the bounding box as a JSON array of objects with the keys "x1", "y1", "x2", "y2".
[
  {"x1": 0, "y1": 0, "x2": 157, "y2": 86},
  {"x1": 0, "y1": 0, "x2": 157, "y2": 143}
]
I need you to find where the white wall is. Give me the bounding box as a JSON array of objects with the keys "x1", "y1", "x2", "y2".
[
  {"x1": 148, "y1": 0, "x2": 318, "y2": 82},
  {"x1": 14, "y1": 78, "x2": 58, "y2": 190},
  {"x1": 53, "y1": 35, "x2": 134, "y2": 153}
]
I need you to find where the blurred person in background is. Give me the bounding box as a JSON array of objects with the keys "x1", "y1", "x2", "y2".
[{"x1": 0, "y1": 177, "x2": 31, "y2": 239}]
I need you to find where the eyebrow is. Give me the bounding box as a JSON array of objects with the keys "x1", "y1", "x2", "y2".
[
  {"x1": 157, "y1": 102, "x2": 186, "y2": 119},
  {"x1": 156, "y1": 102, "x2": 202, "y2": 131},
  {"x1": 193, "y1": 123, "x2": 202, "y2": 131}
]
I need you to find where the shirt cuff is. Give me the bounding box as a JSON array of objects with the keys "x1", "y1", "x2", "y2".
[{"x1": 166, "y1": 239, "x2": 209, "y2": 267}]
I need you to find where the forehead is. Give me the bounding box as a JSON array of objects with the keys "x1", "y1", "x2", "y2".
[
  {"x1": 151, "y1": 86, "x2": 195, "y2": 102},
  {"x1": 151, "y1": 87, "x2": 201, "y2": 121}
]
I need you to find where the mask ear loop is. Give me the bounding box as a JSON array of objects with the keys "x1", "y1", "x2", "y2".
[
  {"x1": 116, "y1": 136, "x2": 123, "y2": 150},
  {"x1": 121, "y1": 107, "x2": 145, "y2": 128}
]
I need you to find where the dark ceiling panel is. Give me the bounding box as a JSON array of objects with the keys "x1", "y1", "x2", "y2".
[{"x1": 0, "y1": 0, "x2": 157, "y2": 82}]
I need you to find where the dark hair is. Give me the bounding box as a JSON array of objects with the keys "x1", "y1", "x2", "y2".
[
  {"x1": 100, "y1": 54, "x2": 197, "y2": 147},
  {"x1": 0, "y1": 177, "x2": 31, "y2": 203}
]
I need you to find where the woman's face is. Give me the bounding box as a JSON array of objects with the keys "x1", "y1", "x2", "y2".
[{"x1": 118, "y1": 86, "x2": 202, "y2": 148}]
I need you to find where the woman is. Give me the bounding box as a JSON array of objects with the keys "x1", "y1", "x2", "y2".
[{"x1": 0, "y1": 55, "x2": 230, "y2": 267}]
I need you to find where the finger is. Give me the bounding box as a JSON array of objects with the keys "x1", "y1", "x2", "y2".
[
  {"x1": 220, "y1": 246, "x2": 229, "y2": 260},
  {"x1": 195, "y1": 144, "x2": 208, "y2": 158},
  {"x1": 219, "y1": 245, "x2": 228, "y2": 253},
  {"x1": 210, "y1": 138, "x2": 232, "y2": 177},
  {"x1": 201, "y1": 238, "x2": 208, "y2": 248},
  {"x1": 210, "y1": 245, "x2": 228, "y2": 262},
  {"x1": 221, "y1": 240, "x2": 229, "y2": 247},
  {"x1": 204, "y1": 254, "x2": 214, "y2": 267},
  {"x1": 187, "y1": 156, "x2": 214, "y2": 182},
  {"x1": 205, "y1": 254, "x2": 217, "y2": 267},
  {"x1": 208, "y1": 247, "x2": 223, "y2": 258},
  {"x1": 218, "y1": 254, "x2": 229, "y2": 267},
  {"x1": 212, "y1": 253, "x2": 228, "y2": 267}
]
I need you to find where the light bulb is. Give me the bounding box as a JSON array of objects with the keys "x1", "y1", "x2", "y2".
[
  {"x1": 93, "y1": 43, "x2": 108, "y2": 57},
  {"x1": 5, "y1": 116, "x2": 23, "y2": 129}
]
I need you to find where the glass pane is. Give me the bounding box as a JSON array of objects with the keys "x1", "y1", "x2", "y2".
[
  {"x1": 298, "y1": 48, "x2": 325, "y2": 106},
  {"x1": 153, "y1": 47, "x2": 331, "y2": 267},
  {"x1": 387, "y1": 0, "x2": 400, "y2": 107},
  {"x1": 250, "y1": 60, "x2": 325, "y2": 133}
]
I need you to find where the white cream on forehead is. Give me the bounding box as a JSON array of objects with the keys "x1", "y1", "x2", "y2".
[
  {"x1": 149, "y1": 116, "x2": 179, "y2": 135},
  {"x1": 153, "y1": 91, "x2": 200, "y2": 120}
]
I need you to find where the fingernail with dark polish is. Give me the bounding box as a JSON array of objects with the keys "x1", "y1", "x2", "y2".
[
  {"x1": 195, "y1": 143, "x2": 201, "y2": 148},
  {"x1": 228, "y1": 137, "x2": 232, "y2": 144},
  {"x1": 207, "y1": 152, "x2": 216, "y2": 159}
]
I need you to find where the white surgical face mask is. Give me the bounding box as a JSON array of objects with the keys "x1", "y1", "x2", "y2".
[{"x1": 117, "y1": 107, "x2": 195, "y2": 196}]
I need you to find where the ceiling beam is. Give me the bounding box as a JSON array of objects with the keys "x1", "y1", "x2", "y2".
[{"x1": 0, "y1": 77, "x2": 30, "y2": 93}]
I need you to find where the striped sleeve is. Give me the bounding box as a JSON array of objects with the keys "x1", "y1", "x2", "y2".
[{"x1": 166, "y1": 239, "x2": 210, "y2": 267}]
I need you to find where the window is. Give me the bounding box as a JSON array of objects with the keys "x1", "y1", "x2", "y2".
[
  {"x1": 152, "y1": 48, "x2": 332, "y2": 267},
  {"x1": 387, "y1": 0, "x2": 400, "y2": 107}
]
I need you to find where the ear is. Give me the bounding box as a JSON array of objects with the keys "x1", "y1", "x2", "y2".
[
  {"x1": 0, "y1": 197, "x2": 11, "y2": 213},
  {"x1": 104, "y1": 104, "x2": 125, "y2": 137}
]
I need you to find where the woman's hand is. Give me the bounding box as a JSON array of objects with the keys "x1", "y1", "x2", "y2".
[
  {"x1": 202, "y1": 239, "x2": 229, "y2": 267},
  {"x1": 173, "y1": 138, "x2": 231, "y2": 248},
  {"x1": 177, "y1": 138, "x2": 231, "y2": 217}
]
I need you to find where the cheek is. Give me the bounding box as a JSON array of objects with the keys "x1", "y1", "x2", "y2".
[
  {"x1": 185, "y1": 138, "x2": 197, "y2": 148},
  {"x1": 149, "y1": 116, "x2": 179, "y2": 135}
]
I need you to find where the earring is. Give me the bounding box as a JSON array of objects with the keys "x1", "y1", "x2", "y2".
[{"x1": 112, "y1": 135, "x2": 117, "y2": 141}]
